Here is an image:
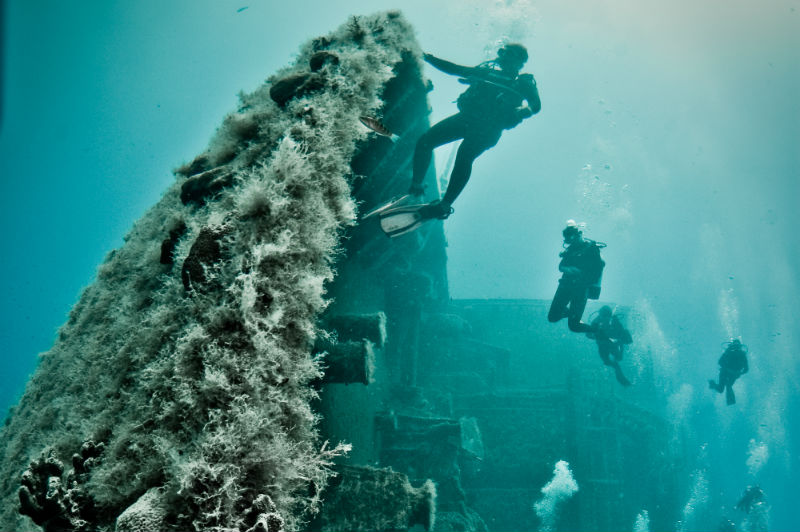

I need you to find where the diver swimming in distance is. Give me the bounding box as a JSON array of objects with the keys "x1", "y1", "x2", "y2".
[
  {"x1": 368, "y1": 43, "x2": 541, "y2": 237},
  {"x1": 717, "y1": 518, "x2": 736, "y2": 532},
  {"x1": 735, "y1": 485, "x2": 764, "y2": 513},
  {"x1": 735, "y1": 485, "x2": 769, "y2": 532},
  {"x1": 708, "y1": 338, "x2": 749, "y2": 405},
  {"x1": 586, "y1": 305, "x2": 632, "y2": 386},
  {"x1": 548, "y1": 221, "x2": 606, "y2": 333}
]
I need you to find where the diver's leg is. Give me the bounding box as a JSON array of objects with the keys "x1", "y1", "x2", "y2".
[
  {"x1": 567, "y1": 289, "x2": 592, "y2": 333},
  {"x1": 603, "y1": 340, "x2": 622, "y2": 362},
  {"x1": 614, "y1": 342, "x2": 624, "y2": 361},
  {"x1": 725, "y1": 375, "x2": 738, "y2": 405},
  {"x1": 726, "y1": 383, "x2": 736, "y2": 405},
  {"x1": 441, "y1": 129, "x2": 502, "y2": 206},
  {"x1": 709, "y1": 370, "x2": 724, "y2": 392},
  {"x1": 411, "y1": 114, "x2": 469, "y2": 192},
  {"x1": 598, "y1": 342, "x2": 613, "y2": 366},
  {"x1": 548, "y1": 283, "x2": 570, "y2": 323},
  {"x1": 599, "y1": 343, "x2": 630, "y2": 385}
]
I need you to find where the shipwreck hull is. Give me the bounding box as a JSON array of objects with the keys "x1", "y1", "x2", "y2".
[{"x1": 0, "y1": 12, "x2": 435, "y2": 532}]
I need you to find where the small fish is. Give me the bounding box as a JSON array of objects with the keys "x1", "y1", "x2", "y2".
[
  {"x1": 237, "y1": 6, "x2": 249, "y2": 13},
  {"x1": 359, "y1": 116, "x2": 399, "y2": 142}
]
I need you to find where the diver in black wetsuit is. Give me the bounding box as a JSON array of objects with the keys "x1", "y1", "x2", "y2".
[
  {"x1": 548, "y1": 221, "x2": 606, "y2": 333},
  {"x1": 587, "y1": 305, "x2": 632, "y2": 386},
  {"x1": 737, "y1": 485, "x2": 769, "y2": 532},
  {"x1": 708, "y1": 339, "x2": 749, "y2": 405},
  {"x1": 735, "y1": 485, "x2": 764, "y2": 513},
  {"x1": 409, "y1": 44, "x2": 541, "y2": 220}
]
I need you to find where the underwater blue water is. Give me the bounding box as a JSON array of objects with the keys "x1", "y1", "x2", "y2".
[{"x1": 0, "y1": 1, "x2": 797, "y2": 530}]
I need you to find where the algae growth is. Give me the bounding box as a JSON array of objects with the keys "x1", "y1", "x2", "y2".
[{"x1": 0, "y1": 12, "x2": 423, "y2": 532}]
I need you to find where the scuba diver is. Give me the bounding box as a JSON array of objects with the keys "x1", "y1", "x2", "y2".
[
  {"x1": 548, "y1": 221, "x2": 606, "y2": 333},
  {"x1": 586, "y1": 305, "x2": 632, "y2": 386},
  {"x1": 717, "y1": 518, "x2": 736, "y2": 532},
  {"x1": 736, "y1": 485, "x2": 769, "y2": 532},
  {"x1": 735, "y1": 485, "x2": 764, "y2": 513},
  {"x1": 708, "y1": 339, "x2": 749, "y2": 405},
  {"x1": 373, "y1": 43, "x2": 541, "y2": 237}
]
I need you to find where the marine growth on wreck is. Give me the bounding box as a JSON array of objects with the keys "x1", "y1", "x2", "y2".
[{"x1": 0, "y1": 12, "x2": 430, "y2": 532}]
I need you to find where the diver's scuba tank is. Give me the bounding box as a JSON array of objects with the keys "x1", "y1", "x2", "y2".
[
  {"x1": 586, "y1": 240, "x2": 606, "y2": 300},
  {"x1": 587, "y1": 270, "x2": 603, "y2": 300}
]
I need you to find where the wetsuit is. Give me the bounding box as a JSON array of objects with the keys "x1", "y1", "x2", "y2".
[
  {"x1": 709, "y1": 344, "x2": 748, "y2": 405},
  {"x1": 589, "y1": 313, "x2": 632, "y2": 364},
  {"x1": 548, "y1": 239, "x2": 605, "y2": 333},
  {"x1": 588, "y1": 311, "x2": 632, "y2": 386},
  {"x1": 411, "y1": 54, "x2": 541, "y2": 208},
  {"x1": 736, "y1": 486, "x2": 764, "y2": 513}
]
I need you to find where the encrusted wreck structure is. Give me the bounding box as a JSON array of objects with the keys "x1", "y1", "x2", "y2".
[
  {"x1": 0, "y1": 12, "x2": 438, "y2": 532},
  {"x1": 1, "y1": 11, "x2": 687, "y2": 532},
  {"x1": 318, "y1": 295, "x2": 688, "y2": 531}
]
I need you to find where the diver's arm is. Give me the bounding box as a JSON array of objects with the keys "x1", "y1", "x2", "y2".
[
  {"x1": 558, "y1": 246, "x2": 582, "y2": 276},
  {"x1": 559, "y1": 265, "x2": 582, "y2": 276},
  {"x1": 423, "y1": 53, "x2": 474, "y2": 78},
  {"x1": 517, "y1": 73, "x2": 541, "y2": 116}
]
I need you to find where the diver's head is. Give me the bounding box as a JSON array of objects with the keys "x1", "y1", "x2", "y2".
[
  {"x1": 730, "y1": 339, "x2": 742, "y2": 347},
  {"x1": 497, "y1": 43, "x2": 528, "y2": 73},
  {"x1": 562, "y1": 219, "x2": 582, "y2": 245},
  {"x1": 598, "y1": 305, "x2": 613, "y2": 318}
]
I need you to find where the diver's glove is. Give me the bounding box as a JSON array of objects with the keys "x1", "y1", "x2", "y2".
[
  {"x1": 408, "y1": 182, "x2": 426, "y2": 197},
  {"x1": 419, "y1": 200, "x2": 454, "y2": 220},
  {"x1": 516, "y1": 105, "x2": 534, "y2": 120}
]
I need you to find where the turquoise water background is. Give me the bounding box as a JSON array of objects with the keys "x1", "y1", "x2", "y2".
[{"x1": 0, "y1": 1, "x2": 797, "y2": 530}]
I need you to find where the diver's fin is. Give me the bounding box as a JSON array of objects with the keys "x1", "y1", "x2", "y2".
[
  {"x1": 378, "y1": 204, "x2": 429, "y2": 238},
  {"x1": 361, "y1": 195, "x2": 411, "y2": 221},
  {"x1": 612, "y1": 363, "x2": 631, "y2": 387}
]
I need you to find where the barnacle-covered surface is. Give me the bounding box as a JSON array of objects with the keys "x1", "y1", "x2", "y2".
[{"x1": 0, "y1": 11, "x2": 424, "y2": 532}]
